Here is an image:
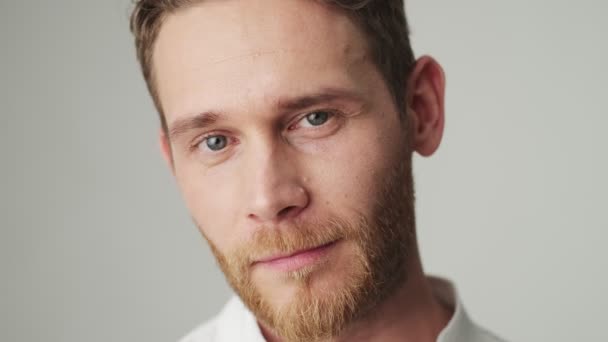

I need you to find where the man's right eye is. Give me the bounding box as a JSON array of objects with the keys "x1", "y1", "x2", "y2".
[{"x1": 200, "y1": 135, "x2": 228, "y2": 152}]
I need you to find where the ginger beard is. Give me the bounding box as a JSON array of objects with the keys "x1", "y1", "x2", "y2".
[{"x1": 200, "y1": 154, "x2": 416, "y2": 342}]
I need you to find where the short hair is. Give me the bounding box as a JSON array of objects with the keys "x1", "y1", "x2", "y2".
[{"x1": 129, "y1": 0, "x2": 416, "y2": 133}]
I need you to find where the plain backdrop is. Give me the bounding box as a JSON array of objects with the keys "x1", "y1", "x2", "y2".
[{"x1": 1, "y1": 0, "x2": 607, "y2": 341}]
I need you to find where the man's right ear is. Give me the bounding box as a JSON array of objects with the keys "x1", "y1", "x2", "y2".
[{"x1": 159, "y1": 128, "x2": 175, "y2": 175}]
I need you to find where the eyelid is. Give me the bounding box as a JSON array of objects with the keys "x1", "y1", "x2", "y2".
[
  {"x1": 189, "y1": 131, "x2": 235, "y2": 153},
  {"x1": 188, "y1": 109, "x2": 342, "y2": 151},
  {"x1": 289, "y1": 109, "x2": 340, "y2": 130}
]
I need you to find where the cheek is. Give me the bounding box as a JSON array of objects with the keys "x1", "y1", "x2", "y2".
[
  {"x1": 306, "y1": 117, "x2": 400, "y2": 215},
  {"x1": 174, "y1": 164, "x2": 242, "y2": 251}
]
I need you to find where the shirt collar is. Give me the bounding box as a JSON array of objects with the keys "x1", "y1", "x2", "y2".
[
  {"x1": 215, "y1": 276, "x2": 483, "y2": 342},
  {"x1": 429, "y1": 276, "x2": 480, "y2": 342}
]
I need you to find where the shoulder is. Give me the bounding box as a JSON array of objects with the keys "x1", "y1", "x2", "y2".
[
  {"x1": 177, "y1": 296, "x2": 263, "y2": 342},
  {"x1": 178, "y1": 317, "x2": 220, "y2": 342},
  {"x1": 472, "y1": 327, "x2": 508, "y2": 342}
]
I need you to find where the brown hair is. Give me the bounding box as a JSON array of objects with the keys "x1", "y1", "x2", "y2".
[{"x1": 130, "y1": 0, "x2": 416, "y2": 133}]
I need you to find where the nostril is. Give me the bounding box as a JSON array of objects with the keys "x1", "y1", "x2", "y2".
[{"x1": 277, "y1": 206, "x2": 298, "y2": 218}]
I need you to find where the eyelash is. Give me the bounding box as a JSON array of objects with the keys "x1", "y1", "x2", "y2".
[
  {"x1": 189, "y1": 132, "x2": 234, "y2": 153},
  {"x1": 190, "y1": 109, "x2": 341, "y2": 153},
  {"x1": 289, "y1": 109, "x2": 338, "y2": 130}
]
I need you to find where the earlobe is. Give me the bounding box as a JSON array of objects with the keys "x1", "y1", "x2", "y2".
[
  {"x1": 406, "y1": 56, "x2": 446, "y2": 157},
  {"x1": 159, "y1": 128, "x2": 175, "y2": 174}
]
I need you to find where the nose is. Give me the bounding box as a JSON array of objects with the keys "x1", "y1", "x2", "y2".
[{"x1": 245, "y1": 144, "x2": 309, "y2": 224}]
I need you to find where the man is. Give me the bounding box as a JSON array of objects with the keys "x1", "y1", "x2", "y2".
[{"x1": 130, "y1": 0, "x2": 505, "y2": 341}]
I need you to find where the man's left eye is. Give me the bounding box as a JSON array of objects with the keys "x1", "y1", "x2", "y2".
[{"x1": 301, "y1": 111, "x2": 331, "y2": 127}]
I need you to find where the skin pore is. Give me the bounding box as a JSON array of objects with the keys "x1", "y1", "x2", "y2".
[{"x1": 153, "y1": 0, "x2": 448, "y2": 341}]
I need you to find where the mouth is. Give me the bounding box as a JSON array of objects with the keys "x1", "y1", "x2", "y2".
[{"x1": 252, "y1": 240, "x2": 340, "y2": 273}]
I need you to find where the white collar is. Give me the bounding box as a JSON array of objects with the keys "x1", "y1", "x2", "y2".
[
  {"x1": 180, "y1": 276, "x2": 504, "y2": 342},
  {"x1": 430, "y1": 276, "x2": 491, "y2": 342}
]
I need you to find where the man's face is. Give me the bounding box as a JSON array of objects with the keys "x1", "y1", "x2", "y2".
[{"x1": 154, "y1": 0, "x2": 415, "y2": 340}]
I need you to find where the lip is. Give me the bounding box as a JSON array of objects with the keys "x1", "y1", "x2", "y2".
[{"x1": 253, "y1": 240, "x2": 339, "y2": 273}]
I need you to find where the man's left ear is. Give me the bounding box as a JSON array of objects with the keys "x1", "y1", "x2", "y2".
[{"x1": 406, "y1": 55, "x2": 446, "y2": 157}]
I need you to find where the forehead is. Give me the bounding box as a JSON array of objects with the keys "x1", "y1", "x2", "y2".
[{"x1": 153, "y1": 0, "x2": 374, "y2": 123}]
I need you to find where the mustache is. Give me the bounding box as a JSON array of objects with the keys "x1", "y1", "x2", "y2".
[{"x1": 228, "y1": 216, "x2": 356, "y2": 266}]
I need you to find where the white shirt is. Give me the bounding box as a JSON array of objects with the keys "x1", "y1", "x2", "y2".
[{"x1": 179, "y1": 277, "x2": 505, "y2": 342}]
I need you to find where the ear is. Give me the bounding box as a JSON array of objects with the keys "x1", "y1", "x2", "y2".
[
  {"x1": 159, "y1": 128, "x2": 175, "y2": 175},
  {"x1": 406, "y1": 55, "x2": 446, "y2": 157}
]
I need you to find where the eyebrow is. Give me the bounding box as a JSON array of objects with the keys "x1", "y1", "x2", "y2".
[
  {"x1": 276, "y1": 87, "x2": 364, "y2": 113},
  {"x1": 168, "y1": 111, "x2": 221, "y2": 141},
  {"x1": 167, "y1": 87, "x2": 364, "y2": 141}
]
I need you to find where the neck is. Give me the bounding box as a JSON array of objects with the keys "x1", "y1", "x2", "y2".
[
  {"x1": 261, "y1": 254, "x2": 454, "y2": 342},
  {"x1": 335, "y1": 257, "x2": 453, "y2": 342}
]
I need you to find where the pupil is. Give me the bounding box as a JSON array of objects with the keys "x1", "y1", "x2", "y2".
[
  {"x1": 307, "y1": 111, "x2": 329, "y2": 126},
  {"x1": 206, "y1": 136, "x2": 227, "y2": 151}
]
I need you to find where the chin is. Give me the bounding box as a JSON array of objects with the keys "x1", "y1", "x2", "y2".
[{"x1": 255, "y1": 240, "x2": 364, "y2": 311}]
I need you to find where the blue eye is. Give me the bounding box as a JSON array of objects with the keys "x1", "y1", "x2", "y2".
[
  {"x1": 304, "y1": 111, "x2": 330, "y2": 126},
  {"x1": 204, "y1": 135, "x2": 228, "y2": 151}
]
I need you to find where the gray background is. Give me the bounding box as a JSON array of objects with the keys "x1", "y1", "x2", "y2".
[{"x1": 1, "y1": 0, "x2": 607, "y2": 341}]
